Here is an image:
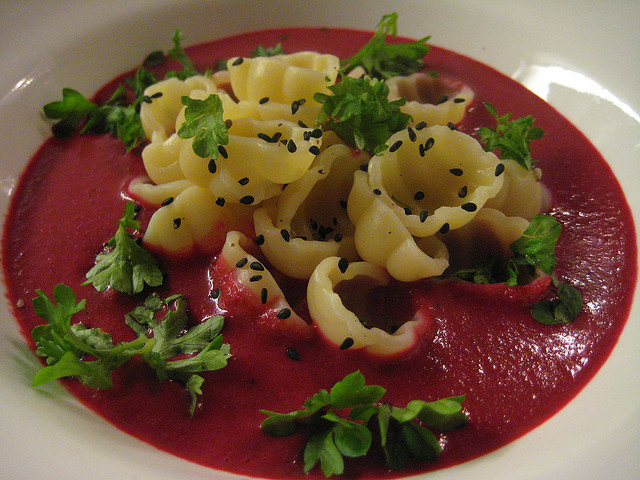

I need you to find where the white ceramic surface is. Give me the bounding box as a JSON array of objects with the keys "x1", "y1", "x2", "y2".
[{"x1": 1, "y1": 1, "x2": 638, "y2": 479}]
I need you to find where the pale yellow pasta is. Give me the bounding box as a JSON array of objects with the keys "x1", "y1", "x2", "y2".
[
  {"x1": 386, "y1": 72, "x2": 474, "y2": 126},
  {"x1": 143, "y1": 185, "x2": 254, "y2": 256},
  {"x1": 440, "y1": 207, "x2": 530, "y2": 272},
  {"x1": 484, "y1": 162, "x2": 549, "y2": 220},
  {"x1": 348, "y1": 171, "x2": 449, "y2": 282},
  {"x1": 128, "y1": 177, "x2": 192, "y2": 206},
  {"x1": 141, "y1": 133, "x2": 187, "y2": 185},
  {"x1": 307, "y1": 257, "x2": 427, "y2": 356},
  {"x1": 226, "y1": 99, "x2": 321, "y2": 127},
  {"x1": 253, "y1": 145, "x2": 367, "y2": 279},
  {"x1": 218, "y1": 231, "x2": 311, "y2": 337},
  {"x1": 227, "y1": 52, "x2": 339, "y2": 105},
  {"x1": 362, "y1": 125, "x2": 504, "y2": 237},
  {"x1": 140, "y1": 75, "x2": 219, "y2": 142}
]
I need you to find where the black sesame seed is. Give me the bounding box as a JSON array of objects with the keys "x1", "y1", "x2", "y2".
[
  {"x1": 415, "y1": 121, "x2": 427, "y2": 130},
  {"x1": 236, "y1": 257, "x2": 248, "y2": 268},
  {"x1": 439, "y1": 223, "x2": 450, "y2": 234},
  {"x1": 453, "y1": 97, "x2": 466, "y2": 103},
  {"x1": 260, "y1": 287, "x2": 268, "y2": 304},
  {"x1": 309, "y1": 145, "x2": 320, "y2": 155},
  {"x1": 259, "y1": 96, "x2": 269, "y2": 104},
  {"x1": 249, "y1": 275, "x2": 263, "y2": 282},
  {"x1": 339, "y1": 337, "x2": 354, "y2": 350},
  {"x1": 232, "y1": 57, "x2": 243, "y2": 66},
  {"x1": 419, "y1": 210, "x2": 429, "y2": 222},
  {"x1": 277, "y1": 308, "x2": 292, "y2": 319},
  {"x1": 373, "y1": 188, "x2": 381, "y2": 196},
  {"x1": 359, "y1": 163, "x2": 368, "y2": 172},
  {"x1": 437, "y1": 95, "x2": 448, "y2": 105},
  {"x1": 389, "y1": 325, "x2": 399, "y2": 334},
  {"x1": 338, "y1": 257, "x2": 349, "y2": 273},
  {"x1": 389, "y1": 140, "x2": 403, "y2": 152},
  {"x1": 208, "y1": 158, "x2": 217, "y2": 174},
  {"x1": 310, "y1": 128, "x2": 323, "y2": 138},
  {"x1": 280, "y1": 229, "x2": 290, "y2": 242},
  {"x1": 449, "y1": 168, "x2": 463, "y2": 176},
  {"x1": 414, "y1": 191, "x2": 425, "y2": 201},
  {"x1": 286, "y1": 347, "x2": 301, "y2": 361},
  {"x1": 257, "y1": 132, "x2": 272, "y2": 142},
  {"x1": 271, "y1": 132, "x2": 282, "y2": 143},
  {"x1": 287, "y1": 139, "x2": 297, "y2": 153},
  {"x1": 238, "y1": 177, "x2": 250, "y2": 186},
  {"x1": 255, "y1": 234, "x2": 265, "y2": 246},
  {"x1": 458, "y1": 186, "x2": 468, "y2": 198},
  {"x1": 461, "y1": 202, "x2": 477, "y2": 212},
  {"x1": 495, "y1": 163, "x2": 505, "y2": 176},
  {"x1": 424, "y1": 137, "x2": 435, "y2": 151},
  {"x1": 408, "y1": 127, "x2": 417, "y2": 142},
  {"x1": 150, "y1": 92, "x2": 163, "y2": 99},
  {"x1": 142, "y1": 95, "x2": 153, "y2": 103},
  {"x1": 303, "y1": 131, "x2": 311, "y2": 141},
  {"x1": 218, "y1": 145, "x2": 228, "y2": 159},
  {"x1": 298, "y1": 120, "x2": 308, "y2": 128},
  {"x1": 447, "y1": 122, "x2": 457, "y2": 130},
  {"x1": 210, "y1": 288, "x2": 221, "y2": 299},
  {"x1": 173, "y1": 218, "x2": 182, "y2": 229},
  {"x1": 250, "y1": 261, "x2": 265, "y2": 271},
  {"x1": 404, "y1": 207, "x2": 412, "y2": 215},
  {"x1": 161, "y1": 196, "x2": 174, "y2": 206},
  {"x1": 339, "y1": 200, "x2": 348, "y2": 209},
  {"x1": 240, "y1": 195, "x2": 254, "y2": 205},
  {"x1": 419, "y1": 144, "x2": 425, "y2": 157},
  {"x1": 291, "y1": 99, "x2": 305, "y2": 115},
  {"x1": 216, "y1": 197, "x2": 225, "y2": 207},
  {"x1": 334, "y1": 233, "x2": 343, "y2": 242},
  {"x1": 225, "y1": 119, "x2": 233, "y2": 129}
]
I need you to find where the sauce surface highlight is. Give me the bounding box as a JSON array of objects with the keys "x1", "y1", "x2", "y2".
[{"x1": 2, "y1": 27, "x2": 636, "y2": 479}]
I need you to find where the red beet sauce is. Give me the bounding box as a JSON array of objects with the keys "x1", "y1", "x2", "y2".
[{"x1": 2, "y1": 28, "x2": 637, "y2": 479}]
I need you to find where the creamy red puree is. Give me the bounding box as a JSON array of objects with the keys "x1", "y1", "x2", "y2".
[{"x1": 2, "y1": 28, "x2": 636, "y2": 479}]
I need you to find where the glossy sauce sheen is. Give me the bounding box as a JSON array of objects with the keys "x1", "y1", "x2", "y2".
[{"x1": 2, "y1": 28, "x2": 637, "y2": 479}]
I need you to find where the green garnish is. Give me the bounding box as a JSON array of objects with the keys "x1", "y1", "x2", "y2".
[
  {"x1": 31, "y1": 285, "x2": 231, "y2": 415},
  {"x1": 531, "y1": 277, "x2": 584, "y2": 325},
  {"x1": 477, "y1": 102, "x2": 544, "y2": 170},
  {"x1": 261, "y1": 371, "x2": 467, "y2": 476},
  {"x1": 165, "y1": 29, "x2": 199, "y2": 79},
  {"x1": 177, "y1": 94, "x2": 229, "y2": 159},
  {"x1": 43, "y1": 86, "x2": 145, "y2": 152},
  {"x1": 43, "y1": 29, "x2": 200, "y2": 151},
  {"x1": 84, "y1": 201, "x2": 163, "y2": 295},
  {"x1": 453, "y1": 214, "x2": 560, "y2": 286},
  {"x1": 340, "y1": 13, "x2": 431, "y2": 80},
  {"x1": 452, "y1": 215, "x2": 583, "y2": 324},
  {"x1": 314, "y1": 76, "x2": 411, "y2": 155}
]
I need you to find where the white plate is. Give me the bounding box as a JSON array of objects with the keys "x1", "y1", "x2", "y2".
[{"x1": 1, "y1": 1, "x2": 638, "y2": 479}]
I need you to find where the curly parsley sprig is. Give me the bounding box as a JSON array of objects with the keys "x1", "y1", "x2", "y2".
[
  {"x1": 314, "y1": 76, "x2": 411, "y2": 155},
  {"x1": 84, "y1": 201, "x2": 163, "y2": 295},
  {"x1": 261, "y1": 371, "x2": 467, "y2": 476},
  {"x1": 477, "y1": 102, "x2": 544, "y2": 170},
  {"x1": 31, "y1": 284, "x2": 231, "y2": 416},
  {"x1": 341, "y1": 13, "x2": 431, "y2": 80}
]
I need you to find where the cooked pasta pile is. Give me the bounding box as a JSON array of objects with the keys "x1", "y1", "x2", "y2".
[{"x1": 130, "y1": 50, "x2": 546, "y2": 356}]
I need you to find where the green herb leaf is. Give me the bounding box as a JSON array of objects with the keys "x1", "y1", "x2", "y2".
[
  {"x1": 165, "y1": 29, "x2": 198, "y2": 79},
  {"x1": 31, "y1": 286, "x2": 230, "y2": 415},
  {"x1": 251, "y1": 42, "x2": 285, "y2": 58},
  {"x1": 341, "y1": 13, "x2": 430, "y2": 80},
  {"x1": 177, "y1": 94, "x2": 229, "y2": 159},
  {"x1": 509, "y1": 214, "x2": 561, "y2": 275},
  {"x1": 314, "y1": 76, "x2": 411, "y2": 154},
  {"x1": 261, "y1": 371, "x2": 467, "y2": 476},
  {"x1": 84, "y1": 201, "x2": 163, "y2": 295},
  {"x1": 531, "y1": 277, "x2": 583, "y2": 325},
  {"x1": 477, "y1": 102, "x2": 544, "y2": 170}
]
